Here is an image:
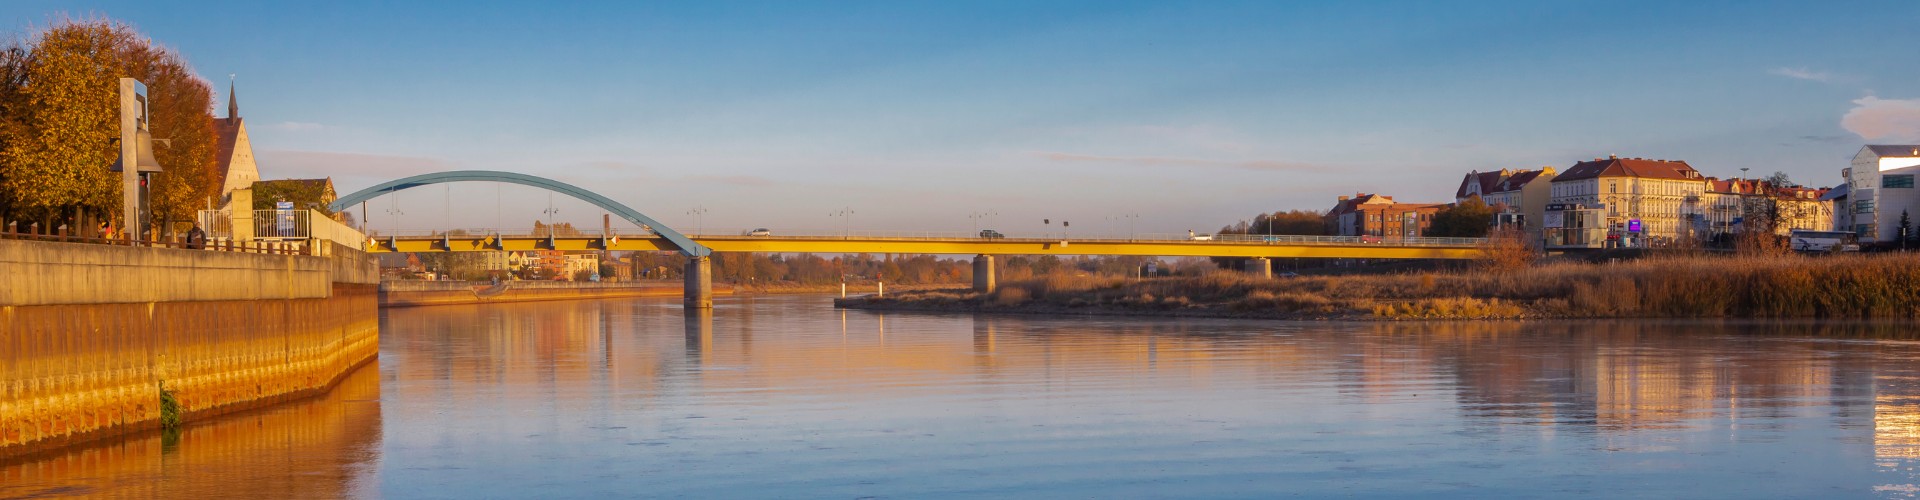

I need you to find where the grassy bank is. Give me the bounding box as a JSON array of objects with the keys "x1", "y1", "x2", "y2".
[{"x1": 838, "y1": 253, "x2": 1920, "y2": 320}]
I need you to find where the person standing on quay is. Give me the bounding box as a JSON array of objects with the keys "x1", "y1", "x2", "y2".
[{"x1": 186, "y1": 224, "x2": 206, "y2": 249}]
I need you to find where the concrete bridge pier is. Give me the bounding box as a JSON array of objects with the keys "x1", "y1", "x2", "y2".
[
  {"x1": 685, "y1": 256, "x2": 713, "y2": 308},
  {"x1": 1244, "y1": 257, "x2": 1272, "y2": 278},
  {"x1": 973, "y1": 254, "x2": 996, "y2": 293}
]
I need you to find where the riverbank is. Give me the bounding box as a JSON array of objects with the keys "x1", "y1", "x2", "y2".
[
  {"x1": 837, "y1": 253, "x2": 1920, "y2": 320},
  {"x1": 378, "y1": 280, "x2": 734, "y2": 307}
]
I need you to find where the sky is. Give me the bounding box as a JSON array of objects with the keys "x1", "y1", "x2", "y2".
[{"x1": 9, "y1": 1, "x2": 1920, "y2": 237}]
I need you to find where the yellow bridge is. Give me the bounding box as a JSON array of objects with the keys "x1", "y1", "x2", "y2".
[
  {"x1": 326, "y1": 170, "x2": 1487, "y2": 308},
  {"x1": 368, "y1": 233, "x2": 1486, "y2": 260}
]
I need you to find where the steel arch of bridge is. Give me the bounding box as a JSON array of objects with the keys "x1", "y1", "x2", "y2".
[{"x1": 328, "y1": 170, "x2": 711, "y2": 256}]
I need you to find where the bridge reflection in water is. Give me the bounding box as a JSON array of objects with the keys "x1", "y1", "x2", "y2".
[{"x1": 8, "y1": 297, "x2": 1920, "y2": 496}]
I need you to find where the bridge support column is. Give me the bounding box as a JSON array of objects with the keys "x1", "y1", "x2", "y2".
[
  {"x1": 1244, "y1": 257, "x2": 1271, "y2": 278},
  {"x1": 684, "y1": 256, "x2": 713, "y2": 309},
  {"x1": 973, "y1": 254, "x2": 996, "y2": 294}
]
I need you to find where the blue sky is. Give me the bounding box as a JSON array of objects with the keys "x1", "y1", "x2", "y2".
[{"x1": 9, "y1": 1, "x2": 1920, "y2": 236}]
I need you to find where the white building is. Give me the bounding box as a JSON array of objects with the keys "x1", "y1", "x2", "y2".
[{"x1": 1842, "y1": 145, "x2": 1920, "y2": 243}]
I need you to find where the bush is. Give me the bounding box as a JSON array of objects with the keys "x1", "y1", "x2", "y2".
[{"x1": 993, "y1": 287, "x2": 1030, "y2": 306}]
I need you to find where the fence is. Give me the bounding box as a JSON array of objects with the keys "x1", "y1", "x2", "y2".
[
  {"x1": 1, "y1": 220, "x2": 311, "y2": 255},
  {"x1": 192, "y1": 208, "x2": 366, "y2": 254}
]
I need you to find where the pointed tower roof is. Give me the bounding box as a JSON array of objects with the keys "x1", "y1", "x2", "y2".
[{"x1": 227, "y1": 76, "x2": 238, "y2": 121}]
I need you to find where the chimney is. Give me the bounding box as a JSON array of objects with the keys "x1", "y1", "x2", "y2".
[
  {"x1": 1609, "y1": 154, "x2": 1618, "y2": 159},
  {"x1": 1338, "y1": 195, "x2": 1350, "y2": 201}
]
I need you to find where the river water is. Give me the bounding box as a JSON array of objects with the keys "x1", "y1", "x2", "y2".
[{"x1": 6, "y1": 294, "x2": 1920, "y2": 498}]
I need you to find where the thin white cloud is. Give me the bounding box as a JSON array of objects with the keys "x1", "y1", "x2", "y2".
[
  {"x1": 268, "y1": 121, "x2": 329, "y2": 132},
  {"x1": 1841, "y1": 96, "x2": 1920, "y2": 141},
  {"x1": 1033, "y1": 151, "x2": 1333, "y2": 172},
  {"x1": 1768, "y1": 67, "x2": 1835, "y2": 83}
]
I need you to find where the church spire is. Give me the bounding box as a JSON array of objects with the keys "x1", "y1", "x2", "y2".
[{"x1": 227, "y1": 74, "x2": 238, "y2": 121}]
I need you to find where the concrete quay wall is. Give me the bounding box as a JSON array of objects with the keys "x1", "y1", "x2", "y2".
[
  {"x1": 0, "y1": 239, "x2": 377, "y2": 305},
  {"x1": 0, "y1": 239, "x2": 379, "y2": 460},
  {"x1": 379, "y1": 279, "x2": 729, "y2": 307}
]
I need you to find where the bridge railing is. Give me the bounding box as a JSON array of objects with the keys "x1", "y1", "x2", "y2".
[
  {"x1": 1208, "y1": 234, "x2": 1488, "y2": 246},
  {"x1": 365, "y1": 227, "x2": 1489, "y2": 247}
]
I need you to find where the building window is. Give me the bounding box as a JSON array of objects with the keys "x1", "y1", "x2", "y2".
[{"x1": 1887, "y1": 174, "x2": 1915, "y2": 189}]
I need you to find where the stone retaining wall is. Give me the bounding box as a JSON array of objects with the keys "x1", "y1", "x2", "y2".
[{"x1": 0, "y1": 239, "x2": 378, "y2": 460}]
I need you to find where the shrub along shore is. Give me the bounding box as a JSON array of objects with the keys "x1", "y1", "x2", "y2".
[{"x1": 835, "y1": 253, "x2": 1920, "y2": 320}]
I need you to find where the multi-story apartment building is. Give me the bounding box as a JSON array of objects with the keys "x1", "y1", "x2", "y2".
[
  {"x1": 1843, "y1": 145, "x2": 1920, "y2": 243},
  {"x1": 1325, "y1": 193, "x2": 1445, "y2": 238},
  {"x1": 1455, "y1": 167, "x2": 1557, "y2": 238},
  {"x1": 1773, "y1": 186, "x2": 1834, "y2": 235},
  {"x1": 1702, "y1": 179, "x2": 1833, "y2": 239},
  {"x1": 1701, "y1": 178, "x2": 1759, "y2": 238},
  {"x1": 565, "y1": 253, "x2": 601, "y2": 279},
  {"x1": 1548, "y1": 156, "x2": 1707, "y2": 244}
]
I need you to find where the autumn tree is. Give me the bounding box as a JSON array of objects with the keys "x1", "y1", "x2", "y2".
[
  {"x1": 1217, "y1": 209, "x2": 1328, "y2": 236},
  {"x1": 251, "y1": 180, "x2": 333, "y2": 214},
  {"x1": 137, "y1": 47, "x2": 218, "y2": 233},
  {"x1": 0, "y1": 43, "x2": 27, "y2": 222},
  {"x1": 0, "y1": 18, "x2": 220, "y2": 235},
  {"x1": 0, "y1": 19, "x2": 133, "y2": 229},
  {"x1": 1426, "y1": 195, "x2": 1494, "y2": 238}
]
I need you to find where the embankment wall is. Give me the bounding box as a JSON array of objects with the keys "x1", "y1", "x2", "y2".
[
  {"x1": 379, "y1": 279, "x2": 728, "y2": 307},
  {"x1": 0, "y1": 239, "x2": 378, "y2": 460}
]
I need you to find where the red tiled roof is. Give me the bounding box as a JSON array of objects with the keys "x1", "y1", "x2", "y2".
[
  {"x1": 1455, "y1": 171, "x2": 1505, "y2": 199},
  {"x1": 213, "y1": 117, "x2": 243, "y2": 181},
  {"x1": 1493, "y1": 169, "x2": 1550, "y2": 191},
  {"x1": 1552, "y1": 157, "x2": 1700, "y2": 182}
]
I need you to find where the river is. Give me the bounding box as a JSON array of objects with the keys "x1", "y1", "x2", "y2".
[{"x1": 5, "y1": 294, "x2": 1920, "y2": 498}]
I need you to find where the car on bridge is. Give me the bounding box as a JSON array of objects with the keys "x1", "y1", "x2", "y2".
[
  {"x1": 979, "y1": 229, "x2": 1004, "y2": 239},
  {"x1": 746, "y1": 228, "x2": 772, "y2": 237}
]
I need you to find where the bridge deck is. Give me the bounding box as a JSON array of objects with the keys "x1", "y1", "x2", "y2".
[{"x1": 365, "y1": 234, "x2": 1487, "y2": 259}]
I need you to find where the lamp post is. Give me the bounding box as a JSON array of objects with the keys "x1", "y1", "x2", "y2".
[
  {"x1": 831, "y1": 208, "x2": 854, "y2": 239},
  {"x1": 969, "y1": 210, "x2": 997, "y2": 235},
  {"x1": 542, "y1": 199, "x2": 560, "y2": 238},
  {"x1": 684, "y1": 206, "x2": 707, "y2": 236}
]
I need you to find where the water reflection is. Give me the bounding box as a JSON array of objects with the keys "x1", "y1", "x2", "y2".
[
  {"x1": 9, "y1": 297, "x2": 1920, "y2": 497},
  {"x1": 0, "y1": 361, "x2": 382, "y2": 498}
]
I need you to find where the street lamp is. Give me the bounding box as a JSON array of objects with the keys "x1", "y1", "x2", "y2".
[
  {"x1": 831, "y1": 208, "x2": 854, "y2": 239},
  {"x1": 969, "y1": 211, "x2": 998, "y2": 235},
  {"x1": 542, "y1": 197, "x2": 561, "y2": 237},
  {"x1": 686, "y1": 206, "x2": 707, "y2": 236}
]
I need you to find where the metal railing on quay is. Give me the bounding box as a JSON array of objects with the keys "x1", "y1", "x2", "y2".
[{"x1": 3, "y1": 220, "x2": 311, "y2": 255}]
